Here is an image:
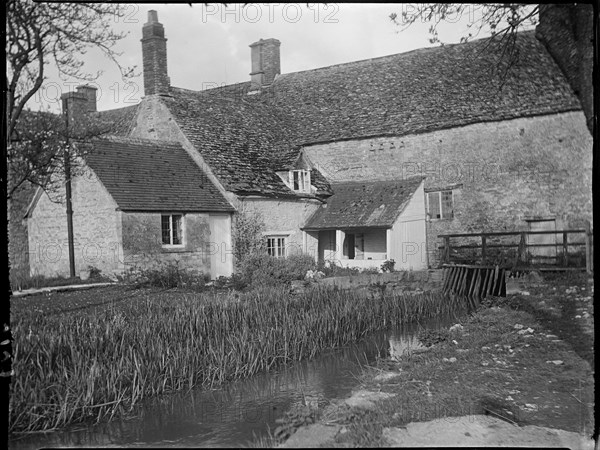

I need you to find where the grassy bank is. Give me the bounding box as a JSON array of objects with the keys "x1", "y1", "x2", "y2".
[
  {"x1": 271, "y1": 273, "x2": 594, "y2": 447},
  {"x1": 10, "y1": 285, "x2": 469, "y2": 434}
]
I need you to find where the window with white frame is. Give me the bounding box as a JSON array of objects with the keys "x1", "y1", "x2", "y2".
[
  {"x1": 161, "y1": 214, "x2": 184, "y2": 246},
  {"x1": 266, "y1": 235, "x2": 287, "y2": 258},
  {"x1": 289, "y1": 170, "x2": 311, "y2": 193},
  {"x1": 426, "y1": 190, "x2": 454, "y2": 220}
]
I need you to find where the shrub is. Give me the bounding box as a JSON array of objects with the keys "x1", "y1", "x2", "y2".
[
  {"x1": 232, "y1": 205, "x2": 267, "y2": 269},
  {"x1": 316, "y1": 260, "x2": 355, "y2": 277},
  {"x1": 238, "y1": 253, "x2": 316, "y2": 288},
  {"x1": 213, "y1": 273, "x2": 249, "y2": 291},
  {"x1": 88, "y1": 265, "x2": 103, "y2": 279},
  {"x1": 315, "y1": 260, "x2": 379, "y2": 277},
  {"x1": 133, "y1": 261, "x2": 208, "y2": 291},
  {"x1": 381, "y1": 259, "x2": 396, "y2": 273}
]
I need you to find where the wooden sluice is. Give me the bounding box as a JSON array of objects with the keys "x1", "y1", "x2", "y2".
[{"x1": 442, "y1": 264, "x2": 506, "y2": 300}]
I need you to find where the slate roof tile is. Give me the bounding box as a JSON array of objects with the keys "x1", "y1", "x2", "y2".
[
  {"x1": 163, "y1": 87, "x2": 330, "y2": 197},
  {"x1": 263, "y1": 31, "x2": 579, "y2": 145},
  {"x1": 95, "y1": 104, "x2": 140, "y2": 136},
  {"x1": 84, "y1": 136, "x2": 233, "y2": 212},
  {"x1": 162, "y1": 31, "x2": 578, "y2": 198},
  {"x1": 303, "y1": 177, "x2": 424, "y2": 230},
  {"x1": 97, "y1": 31, "x2": 579, "y2": 200}
]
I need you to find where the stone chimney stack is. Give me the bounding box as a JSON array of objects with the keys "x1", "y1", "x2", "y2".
[
  {"x1": 249, "y1": 38, "x2": 281, "y2": 90},
  {"x1": 61, "y1": 85, "x2": 97, "y2": 126},
  {"x1": 141, "y1": 10, "x2": 170, "y2": 96},
  {"x1": 75, "y1": 85, "x2": 97, "y2": 112}
]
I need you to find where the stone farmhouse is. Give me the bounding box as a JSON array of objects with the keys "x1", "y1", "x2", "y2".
[{"x1": 24, "y1": 10, "x2": 592, "y2": 279}]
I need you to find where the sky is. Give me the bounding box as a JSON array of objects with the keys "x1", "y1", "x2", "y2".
[{"x1": 32, "y1": 3, "x2": 533, "y2": 113}]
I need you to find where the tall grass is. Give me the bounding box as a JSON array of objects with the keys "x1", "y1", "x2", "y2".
[{"x1": 10, "y1": 287, "x2": 468, "y2": 433}]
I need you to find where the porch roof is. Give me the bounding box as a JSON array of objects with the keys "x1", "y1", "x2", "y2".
[{"x1": 302, "y1": 177, "x2": 423, "y2": 230}]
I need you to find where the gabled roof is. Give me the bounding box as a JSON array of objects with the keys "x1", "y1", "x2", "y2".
[
  {"x1": 303, "y1": 177, "x2": 424, "y2": 230},
  {"x1": 163, "y1": 87, "x2": 331, "y2": 198},
  {"x1": 96, "y1": 104, "x2": 140, "y2": 136},
  {"x1": 84, "y1": 136, "x2": 233, "y2": 212},
  {"x1": 162, "y1": 88, "x2": 296, "y2": 197}
]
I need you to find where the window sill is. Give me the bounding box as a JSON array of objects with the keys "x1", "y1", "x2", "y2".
[{"x1": 161, "y1": 245, "x2": 187, "y2": 253}]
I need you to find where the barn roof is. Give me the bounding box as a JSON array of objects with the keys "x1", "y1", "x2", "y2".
[
  {"x1": 302, "y1": 177, "x2": 424, "y2": 230},
  {"x1": 84, "y1": 136, "x2": 233, "y2": 212}
]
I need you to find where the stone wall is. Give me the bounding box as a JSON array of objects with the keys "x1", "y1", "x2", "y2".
[
  {"x1": 316, "y1": 270, "x2": 444, "y2": 294},
  {"x1": 303, "y1": 112, "x2": 592, "y2": 266},
  {"x1": 121, "y1": 211, "x2": 211, "y2": 276},
  {"x1": 27, "y1": 166, "x2": 121, "y2": 278},
  {"x1": 238, "y1": 197, "x2": 322, "y2": 256}
]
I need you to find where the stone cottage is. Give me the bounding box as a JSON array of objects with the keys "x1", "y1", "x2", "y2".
[
  {"x1": 25, "y1": 136, "x2": 234, "y2": 279},
  {"x1": 24, "y1": 10, "x2": 592, "y2": 278}
]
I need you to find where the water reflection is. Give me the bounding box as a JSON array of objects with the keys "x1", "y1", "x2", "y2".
[{"x1": 10, "y1": 314, "x2": 460, "y2": 449}]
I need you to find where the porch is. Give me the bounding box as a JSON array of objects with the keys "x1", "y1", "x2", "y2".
[
  {"x1": 301, "y1": 178, "x2": 428, "y2": 271},
  {"x1": 307, "y1": 228, "x2": 390, "y2": 269}
]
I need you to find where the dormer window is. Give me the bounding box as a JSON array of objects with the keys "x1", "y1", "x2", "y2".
[{"x1": 289, "y1": 169, "x2": 311, "y2": 193}]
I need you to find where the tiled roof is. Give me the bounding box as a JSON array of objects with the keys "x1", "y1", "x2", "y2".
[
  {"x1": 303, "y1": 177, "x2": 423, "y2": 230},
  {"x1": 164, "y1": 31, "x2": 578, "y2": 197},
  {"x1": 95, "y1": 104, "x2": 140, "y2": 136},
  {"x1": 163, "y1": 87, "x2": 330, "y2": 197},
  {"x1": 96, "y1": 31, "x2": 579, "y2": 199},
  {"x1": 309, "y1": 168, "x2": 333, "y2": 197},
  {"x1": 84, "y1": 136, "x2": 233, "y2": 212},
  {"x1": 265, "y1": 31, "x2": 580, "y2": 145}
]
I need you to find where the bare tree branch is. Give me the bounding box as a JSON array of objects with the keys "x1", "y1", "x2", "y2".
[{"x1": 6, "y1": 0, "x2": 137, "y2": 140}]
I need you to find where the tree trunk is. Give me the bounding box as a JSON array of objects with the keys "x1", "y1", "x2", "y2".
[{"x1": 536, "y1": 3, "x2": 594, "y2": 135}]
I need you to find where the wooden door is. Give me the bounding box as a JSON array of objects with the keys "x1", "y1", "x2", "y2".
[
  {"x1": 527, "y1": 219, "x2": 557, "y2": 265},
  {"x1": 209, "y1": 214, "x2": 233, "y2": 279}
]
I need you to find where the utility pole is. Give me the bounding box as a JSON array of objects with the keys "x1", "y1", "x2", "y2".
[{"x1": 63, "y1": 96, "x2": 76, "y2": 278}]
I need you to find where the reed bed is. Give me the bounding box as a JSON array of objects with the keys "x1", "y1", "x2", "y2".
[{"x1": 10, "y1": 286, "x2": 468, "y2": 433}]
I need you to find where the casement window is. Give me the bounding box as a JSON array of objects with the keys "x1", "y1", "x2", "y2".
[
  {"x1": 266, "y1": 236, "x2": 287, "y2": 258},
  {"x1": 161, "y1": 214, "x2": 184, "y2": 246},
  {"x1": 426, "y1": 190, "x2": 454, "y2": 220},
  {"x1": 289, "y1": 170, "x2": 311, "y2": 193}
]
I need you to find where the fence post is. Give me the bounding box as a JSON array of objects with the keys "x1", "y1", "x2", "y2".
[
  {"x1": 518, "y1": 232, "x2": 527, "y2": 266},
  {"x1": 585, "y1": 221, "x2": 592, "y2": 274},
  {"x1": 563, "y1": 231, "x2": 569, "y2": 267},
  {"x1": 444, "y1": 236, "x2": 450, "y2": 263},
  {"x1": 481, "y1": 235, "x2": 487, "y2": 265}
]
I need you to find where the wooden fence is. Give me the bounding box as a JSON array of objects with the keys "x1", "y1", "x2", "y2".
[{"x1": 438, "y1": 226, "x2": 593, "y2": 273}]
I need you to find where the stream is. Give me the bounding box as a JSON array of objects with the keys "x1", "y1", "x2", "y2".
[{"x1": 9, "y1": 313, "x2": 461, "y2": 449}]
